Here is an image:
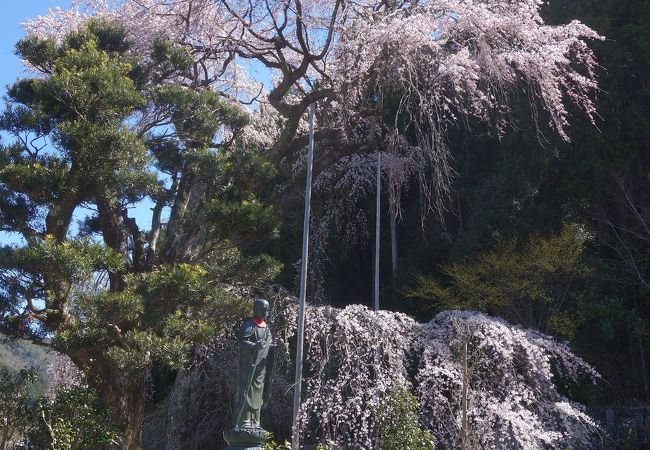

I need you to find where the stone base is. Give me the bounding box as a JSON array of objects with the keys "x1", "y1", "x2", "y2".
[
  {"x1": 224, "y1": 427, "x2": 266, "y2": 450},
  {"x1": 224, "y1": 446, "x2": 264, "y2": 450}
]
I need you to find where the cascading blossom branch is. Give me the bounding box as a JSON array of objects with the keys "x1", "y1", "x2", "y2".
[
  {"x1": 24, "y1": 0, "x2": 604, "y2": 217},
  {"x1": 24, "y1": 0, "x2": 602, "y2": 133},
  {"x1": 23, "y1": 0, "x2": 262, "y2": 99},
  {"x1": 311, "y1": 0, "x2": 604, "y2": 231},
  {"x1": 415, "y1": 310, "x2": 601, "y2": 449},
  {"x1": 275, "y1": 304, "x2": 417, "y2": 447},
  {"x1": 304, "y1": 0, "x2": 603, "y2": 296},
  {"x1": 272, "y1": 303, "x2": 601, "y2": 449},
  {"x1": 333, "y1": 0, "x2": 603, "y2": 140}
]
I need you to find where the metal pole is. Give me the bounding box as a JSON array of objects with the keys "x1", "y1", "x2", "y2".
[
  {"x1": 373, "y1": 152, "x2": 382, "y2": 450},
  {"x1": 390, "y1": 206, "x2": 397, "y2": 280},
  {"x1": 291, "y1": 102, "x2": 315, "y2": 450},
  {"x1": 374, "y1": 151, "x2": 381, "y2": 311}
]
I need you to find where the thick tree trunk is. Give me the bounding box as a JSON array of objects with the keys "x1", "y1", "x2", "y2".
[
  {"x1": 105, "y1": 377, "x2": 145, "y2": 449},
  {"x1": 98, "y1": 367, "x2": 146, "y2": 450},
  {"x1": 176, "y1": 181, "x2": 208, "y2": 259},
  {"x1": 72, "y1": 351, "x2": 146, "y2": 450},
  {"x1": 45, "y1": 164, "x2": 80, "y2": 242},
  {"x1": 45, "y1": 195, "x2": 77, "y2": 242}
]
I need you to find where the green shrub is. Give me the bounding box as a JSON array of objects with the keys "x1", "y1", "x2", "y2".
[
  {"x1": 0, "y1": 367, "x2": 37, "y2": 448},
  {"x1": 28, "y1": 385, "x2": 120, "y2": 449},
  {"x1": 376, "y1": 386, "x2": 435, "y2": 450}
]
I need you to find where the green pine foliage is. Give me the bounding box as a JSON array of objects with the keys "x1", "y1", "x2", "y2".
[{"x1": 0, "y1": 18, "x2": 281, "y2": 445}]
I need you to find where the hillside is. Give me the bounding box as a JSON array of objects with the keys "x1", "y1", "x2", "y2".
[{"x1": 0, "y1": 336, "x2": 56, "y2": 396}]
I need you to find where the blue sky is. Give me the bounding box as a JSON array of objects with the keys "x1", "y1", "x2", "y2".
[
  {"x1": 0, "y1": 2, "x2": 71, "y2": 90},
  {"x1": 0, "y1": 1, "x2": 158, "y2": 246}
]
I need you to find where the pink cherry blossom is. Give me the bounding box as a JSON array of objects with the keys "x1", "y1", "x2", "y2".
[{"x1": 271, "y1": 303, "x2": 602, "y2": 449}]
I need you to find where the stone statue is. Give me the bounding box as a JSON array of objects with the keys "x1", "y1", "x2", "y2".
[{"x1": 224, "y1": 298, "x2": 275, "y2": 450}]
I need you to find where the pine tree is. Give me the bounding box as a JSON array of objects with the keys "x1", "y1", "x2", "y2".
[{"x1": 0, "y1": 20, "x2": 279, "y2": 448}]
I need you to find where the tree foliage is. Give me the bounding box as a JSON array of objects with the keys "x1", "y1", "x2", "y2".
[
  {"x1": 0, "y1": 368, "x2": 38, "y2": 449},
  {"x1": 375, "y1": 386, "x2": 436, "y2": 450},
  {"x1": 0, "y1": 19, "x2": 279, "y2": 448},
  {"x1": 28, "y1": 385, "x2": 121, "y2": 450},
  {"x1": 408, "y1": 224, "x2": 592, "y2": 339},
  {"x1": 4, "y1": 0, "x2": 650, "y2": 447},
  {"x1": 23, "y1": 0, "x2": 602, "y2": 232}
]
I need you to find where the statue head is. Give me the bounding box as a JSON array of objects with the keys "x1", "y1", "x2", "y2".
[{"x1": 253, "y1": 298, "x2": 269, "y2": 320}]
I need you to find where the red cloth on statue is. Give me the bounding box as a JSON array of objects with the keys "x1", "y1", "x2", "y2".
[{"x1": 253, "y1": 318, "x2": 267, "y2": 328}]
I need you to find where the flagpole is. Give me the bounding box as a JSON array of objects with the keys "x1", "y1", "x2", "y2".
[{"x1": 291, "y1": 102, "x2": 315, "y2": 450}]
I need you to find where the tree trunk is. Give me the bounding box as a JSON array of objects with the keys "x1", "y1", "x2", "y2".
[
  {"x1": 162, "y1": 166, "x2": 195, "y2": 262},
  {"x1": 74, "y1": 352, "x2": 147, "y2": 450},
  {"x1": 635, "y1": 295, "x2": 649, "y2": 402},
  {"x1": 45, "y1": 164, "x2": 79, "y2": 242},
  {"x1": 97, "y1": 197, "x2": 126, "y2": 290},
  {"x1": 638, "y1": 330, "x2": 649, "y2": 402},
  {"x1": 98, "y1": 367, "x2": 146, "y2": 450},
  {"x1": 45, "y1": 195, "x2": 77, "y2": 242}
]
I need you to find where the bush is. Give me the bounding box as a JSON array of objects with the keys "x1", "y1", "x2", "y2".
[
  {"x1": 376, "y1": 386, "x2": 435, "y2": 450},
  {"x1": 0, "y1": 367, "x2": 37, "y2": 448},
  {"x1": 27, "y1": 385, "x2": 121, "y2": 449}
]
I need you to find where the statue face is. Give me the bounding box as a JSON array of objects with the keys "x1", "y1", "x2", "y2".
[{"x1": 253, "y1": 299, "x2": 269, "y2": 319}]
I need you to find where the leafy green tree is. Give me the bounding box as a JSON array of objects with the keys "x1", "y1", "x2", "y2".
[
  {"x1": 408, "y1": 225, "x2": 592, "y2": 339},
  {"x1": 0, "y1": 20, "x2": 279, "y2": 448}
]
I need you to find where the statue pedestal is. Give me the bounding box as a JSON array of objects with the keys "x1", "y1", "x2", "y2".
[
  {"x1": 224, "y1": 446, "x2": 264, "y2": 450},
  {"x1": 224, "y1": 427, "x2": 266, "y2": 450}
]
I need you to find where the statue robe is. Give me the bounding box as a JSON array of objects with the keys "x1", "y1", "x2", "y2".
[{"x1": 233, "y1": 318, "x2": 272, "y2": 429}]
